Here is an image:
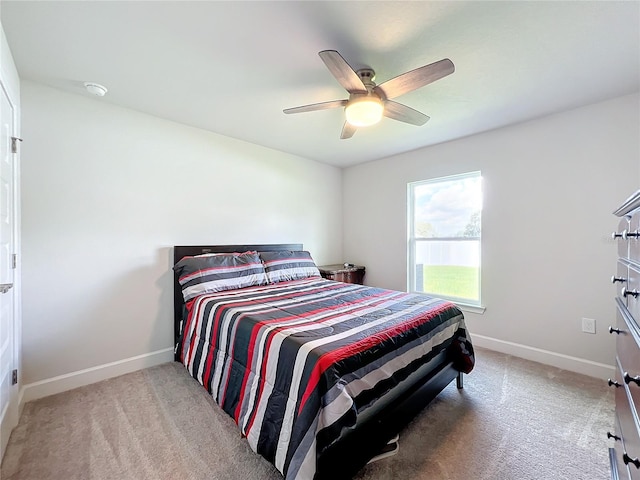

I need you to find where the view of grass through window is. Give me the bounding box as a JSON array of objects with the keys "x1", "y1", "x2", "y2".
[
  {"x1": 423, "y1": 265, "x2": 479, "y2": 301},
  {"x1": 409, "y1": 171, "x2": 482, "y2": 305}
]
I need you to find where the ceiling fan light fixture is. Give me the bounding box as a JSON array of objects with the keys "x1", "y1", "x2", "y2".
[{"x1": 345, "y1": 96, "x2": 384, "y2": 127}]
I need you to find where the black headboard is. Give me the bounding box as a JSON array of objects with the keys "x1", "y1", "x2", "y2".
[{"x1": 172, "y1": 244, "x2": 303, "y2": 361}]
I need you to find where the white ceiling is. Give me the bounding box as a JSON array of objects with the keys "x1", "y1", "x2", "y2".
[{"x1": 2, "y1": 1, "x2": 639, "y2": 168}]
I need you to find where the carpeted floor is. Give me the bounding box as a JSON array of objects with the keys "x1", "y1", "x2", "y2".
[{"x1": 1, "y1": 347, "x2": 614, "y2": 480}]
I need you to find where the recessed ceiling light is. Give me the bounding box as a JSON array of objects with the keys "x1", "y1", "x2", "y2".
[{"x1": 84, "y1": 82, "x2": 108, "y2": 97}]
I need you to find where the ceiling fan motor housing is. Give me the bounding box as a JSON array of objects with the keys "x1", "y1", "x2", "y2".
[
  {"x1": 349, "y1": 68, "x2": 384, "y2": 107},
  {"x1": 356, "y1": 68, "x2": 377, "y2": 88}
]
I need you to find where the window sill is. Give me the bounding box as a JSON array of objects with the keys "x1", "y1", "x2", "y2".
[{"x1": 455, "y1": 303, "x2": 486, "y2": 315}]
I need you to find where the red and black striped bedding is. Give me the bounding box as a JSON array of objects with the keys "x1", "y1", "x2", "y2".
[{"x1": 179, "y1": 277, "x2": 474, "y2": 479}]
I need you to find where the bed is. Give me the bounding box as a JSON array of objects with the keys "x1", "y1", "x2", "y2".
[{"x1": 173, "y1": 244, "x2": 474, "y2": 480}]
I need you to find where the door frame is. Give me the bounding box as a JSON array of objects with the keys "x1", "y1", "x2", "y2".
[{"x1": 0, "y1": 46, "x2": 22, "y2": 461}]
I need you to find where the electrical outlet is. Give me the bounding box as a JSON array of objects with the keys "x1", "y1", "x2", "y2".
[{"x1": 582, "y1": 317, "x2": 596, "y2": 334}]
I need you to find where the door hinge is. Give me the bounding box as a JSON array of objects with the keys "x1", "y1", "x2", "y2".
[
  {"x1": 12, "y1": 254, "x2": 16, "y2": 269},
  {"x1": 11, "y1": 369, "x2": 17, "y2": 385},
  {"x1": 11, "y1": 137, "x2": 22, "y2": 154}
]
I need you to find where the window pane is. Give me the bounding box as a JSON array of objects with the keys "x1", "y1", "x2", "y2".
[
  {"x1": 408, "y1": 171, "x2": 482, "y2": 305},
  {"x1": 413, "y1": 175, "x2": 481, "y2": 238},
  {"x1": 413, "y1": 240, "x2": 480, "y2": 301}
]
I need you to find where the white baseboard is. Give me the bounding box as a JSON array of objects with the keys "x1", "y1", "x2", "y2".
[
  {"x1": 17, "y1": 337, "x2": 612, "y2": 407},
  {"x1": 472, "y1": 334, "x2": 615, "y2": 379},
  {"x1": 20, "y1": 347, "x2": 174, "y2": 406}
]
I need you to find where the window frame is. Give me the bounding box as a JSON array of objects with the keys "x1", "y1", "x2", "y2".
[{"x1": 407, "y1": 171, "x2": 483, "y2": 309}]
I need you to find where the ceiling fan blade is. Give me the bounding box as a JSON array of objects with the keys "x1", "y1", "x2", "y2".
[
  {"x1": 283, "y1": 99, "x2": 347, "y2": 114},
  {"x1": 383, "y1": 101, "x2": 430, "y2": 126},
  {"x1": 319, "y1": 50, "x2": 368, "y2": 94},
  {"x1": 375, "y1": 58, "x2": 455, "y2": 100},
  {"x1": 340, "y1": 121, "x2": 357, "y2": 139}
]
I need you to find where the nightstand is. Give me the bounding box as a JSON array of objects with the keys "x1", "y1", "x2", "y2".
[{"x1": 318, "y1": 264, "x2": 365, "y2": 285}]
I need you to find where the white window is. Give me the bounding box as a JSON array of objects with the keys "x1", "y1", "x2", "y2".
[{"x1": 408, "y1": 171, "x2": 482, "y2": 306}]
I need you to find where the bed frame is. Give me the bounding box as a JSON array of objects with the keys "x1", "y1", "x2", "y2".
[{"x1": 173, "y1": 244, "x2": 463, "y2": 480}]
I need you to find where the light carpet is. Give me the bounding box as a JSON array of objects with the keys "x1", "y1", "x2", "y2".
[{"x1": 1, "y1": 347, "x2": 614, "y2": 479}]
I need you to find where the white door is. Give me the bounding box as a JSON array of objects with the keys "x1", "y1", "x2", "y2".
[{"x1": 0, "y1": 80, "x2": 18, "y2": 459}]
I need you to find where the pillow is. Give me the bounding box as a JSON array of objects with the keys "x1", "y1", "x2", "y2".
[
  {"x1": 259, "y1": 250, "x2": 321, "y2": 283},
  {"x1": 174, "y1": 251, "x2": 268, "y2": 301}
]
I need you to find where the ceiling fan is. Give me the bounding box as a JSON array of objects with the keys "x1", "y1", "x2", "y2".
[{"x1": 283, "y1": 50, "x2": 455, "y2": 139}]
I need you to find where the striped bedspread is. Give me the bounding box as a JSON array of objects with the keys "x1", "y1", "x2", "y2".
[{"x1": 180, "y1": 277, "x2": 474, "y2": 479}]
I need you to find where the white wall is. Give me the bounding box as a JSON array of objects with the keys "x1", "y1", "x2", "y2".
[
  {"x1": 1, "y1": 28, "x2": 20, "y2": 103},
  {"x1": 17, "y1": 78, "x2": 639, "y2": 395},
  {"x1": 20, "y1": 81, "x2": 342, "y2": 391},
  {"x1": 343, "y1": 94, "x2": 640, "y2": 373}
]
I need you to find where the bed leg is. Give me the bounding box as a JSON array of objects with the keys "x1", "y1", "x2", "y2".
[{"x1": 456, "y1": 371, "x2": 463, "y2": 389}]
